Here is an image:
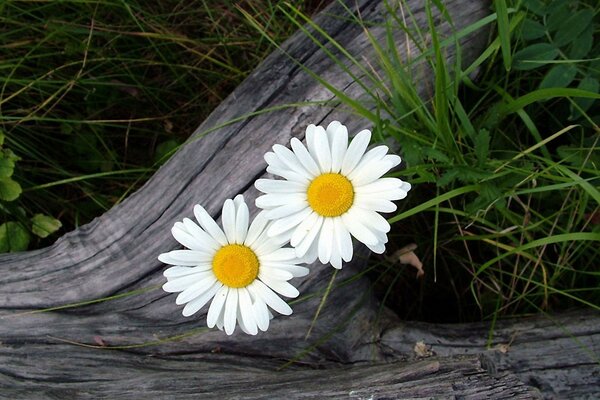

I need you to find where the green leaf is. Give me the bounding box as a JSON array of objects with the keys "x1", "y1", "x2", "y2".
[
  {"x1": 500, "y1": 88, "x2": 600, "y2": 115},
  {"x1": 31, "y1": 214, "x2": 62, "y2": 238},
  {"x1": 546, "y1": 0, "x2": 570, "y2": 32},
  {"x1": 423, "y1": 147, "x2": 451, "y2": 163},
  {"x1": 0, "y1": 177, "x2": 22, "y2": 201},
  {"x1": 0, "y1": 130, "x2": 4, "y2": 146},
  {"x1": 553, "y1": 10, "x2": 593, "y2": 48},
  {"x1": 0, "y1": 222, "x2": 30, "y2": 253},
  {"x1": 539, "y1": 64, "x2": 577, "y2": 90},
  {"x1": 570, "y1": 77, "x2": 600, "y2": 119},
  {"x1": 569, "y1": 25, "x2": 594, "y2": 60},
  {"x1": 513, "y1": 43, "x2": 559, "y2": 70},
  {"x1": 520, "y1": 18, "x2": 546, "y2": 40},
  {"x1": 495, "y1": 0, "x2": 511, "y2": 71},
  {"x1": 474, "y1": 129, "x2": 490, "y2": 166},
  {"x1": 0, "y1": 158, "x2": 15, "y2": 178},
  {"x1": 522, "y1": 0, "x2": 546, "y2": 16}
]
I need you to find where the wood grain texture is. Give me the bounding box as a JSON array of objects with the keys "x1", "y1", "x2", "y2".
[{"x1": 0, "y1": 0, "x2": 594, "y2": 398}]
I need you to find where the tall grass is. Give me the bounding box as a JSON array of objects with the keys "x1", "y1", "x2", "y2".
[
  {"x1": 0, "y1": 0, "x2": 323, "y2": 250},
  {"x1": 257, "y1": 0, "x2": 600, "y2": 322}
]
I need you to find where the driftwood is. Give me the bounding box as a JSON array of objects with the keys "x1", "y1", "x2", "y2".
[{"x1": 1, "y1": 0, "x2": 598, "y2": 398}]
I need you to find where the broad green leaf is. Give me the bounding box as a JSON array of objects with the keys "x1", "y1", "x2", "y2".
[
  {"x1": 570, "y1": 77, "x2": 600, "y2": 119},
  {"x1": 522, "y1": 0, "x2": 546, "y2": 16},
  {"x1": 0, "y1": 222, "x2": 30, "y2": 253},
  {"x1": 553, "y1": 10, "x2": 593, "y2": 48},
  {"x1": 569, "y1": 26, "x2": 593, "y2": 59},
  {"x1": 31, "y1": 214, "x2": 62, "y2": 238},
  {"x1": 539, "y1": 64, "x2": 577, "y2": 90},
  {"x1": 0, "y1": 177, "x2": 22, "y2": 201},
  {"x1": 546, "y1": 1, "x2": 569, "y2": 32},
  {"x1": 520, "y1": 18, "x2": 545, "y2": 40},
  {"x1": 474, "y1": 129, "x2": 490, "y2": 166},
  {"x1": 0, "y1": 158, "x2": 15, "y2": 178},
  {"x1": 513, "y1": 43, "x2": 559, "y2": 70}
]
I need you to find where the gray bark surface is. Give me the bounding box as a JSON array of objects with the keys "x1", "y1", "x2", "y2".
[{"x1": 1, "y1": 0, "x2": 596, "y2": 398}]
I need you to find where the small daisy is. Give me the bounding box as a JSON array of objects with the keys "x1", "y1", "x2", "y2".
[
  {"x1": 159, "y1": 195, "x2": 308, "y2": 335},
  {"x1": 255, "y1": 121, "x2": 411, "y2": 269}
]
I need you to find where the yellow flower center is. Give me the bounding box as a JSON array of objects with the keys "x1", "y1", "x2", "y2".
[
  {"x1": 212, "y1": 244, "x2": 259, "y2": 288},
  {"x1": 307, "y1": 173, "x2": 354, "y2": 217}
]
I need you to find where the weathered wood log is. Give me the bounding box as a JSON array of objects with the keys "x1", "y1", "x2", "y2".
[{"x1": 1, "y1": 0, "x2": 597, "y2": 398}]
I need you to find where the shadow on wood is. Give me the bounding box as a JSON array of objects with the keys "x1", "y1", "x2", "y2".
[{"x1": 1, "y1": 0, "x2": 598, "y2": 398}]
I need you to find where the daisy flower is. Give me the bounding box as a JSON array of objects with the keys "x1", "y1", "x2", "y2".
[
  {"x1": 159, "y1": 195, "x2": 308, "y2": 335},
  {"x1": 255, "y1": 121, "x2": 411, "y2": 269}
]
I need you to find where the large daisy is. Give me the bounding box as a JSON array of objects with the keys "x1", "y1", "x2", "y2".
[
  {"x1": 159, "y1": 195, "x2": 308, "y2": 335},
  {"x1": 255, "y1": 121, "x2": 411, "y2": 269}
]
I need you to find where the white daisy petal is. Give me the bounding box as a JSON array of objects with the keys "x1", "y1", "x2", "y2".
[
  {"x1": 295, "y1": 215, "x2": 323, "y2": 258},
  {"x1": 233, "y1": 194, "x2": 245, "y2": 210},
  {"x1": 251, "y1": 280, "x2": 293, "y2": 315},
  {"x1": 267, "y1": 207, "x2": 312, "y2": 237},
  {"x1": 355, "y1": 196, "x2": 397, "y2": 213},
  {"x1": 273, "y1": 144, "x2": 315, "y2": 178},
  {"x1": 224, "y1": 288, "x2": 239, "y2": 335},
  {"x1": 263, "y1": 201, "x2": 309, "y2": 220},
  {"x1": 259, "y1": 267, "x2": 294, "y2": 281},
  {"x1": 266, "y1": 166, "x2": 310, "y2": 183},
  {"x1": 182, "y1": 218, "x2": 220, "y2": 251},
  {"x1": 171, "y1": 224, "x2": 206, "y2": 251},
  {"x1": 163, "y1": 265, "x2": 212, "y2": 278},
  {"x1": 244, "y1": 211, "x2": 269, "y2": 248},
  {"x1": 290, "y1": 211, "x2": 318, "y2": 247},
  {"x1": 259, "y1": 275, "x2": 299, "y2": 298},
  {"x1": 366, "y1": 241, "x2": 386, "y2": 254},
  {"x1": 360, "y1": 188, "x2": 408, "y2": 201},
  {"x1": 350, "y1": 159, "x2": 397, "y2": 187},
  {"x1": 261, "y1": 248, "x2": 297, "y2": 262},
  {"x1": 222, "y1": 199, "x2": 236, "y2": 244},
  {"x1": 318, "y1": 218, "x2": 334, "y2": 264},
  {"x1": 341, "y1": 212, "x2": 379, "y2": 246},
  {"x1": 159, "y1": 250, "x2": 213, "y2": 266},
  {"x1": 401, "y1": 181, "x2": 412, "y2": 192},
  {"x1": 176, "y1": 275, "x2": 217, "y2": 305},
  {"x1": 348, "y1": 207, "x2": 391, "y2": 233},
  {"x1": 207, "y1": 286, "x2": 229, "y2": 328},
  {"x1": 333, "y1": 217, "x2": 353, "y2": 263},
  {"x1": 182, "y1": 281, "x2": 222, "y2": 317},
  {"x1": 341, "y1": 129, "x2": 371, "y2": 175},
  {"x1": 384, "y1": 154, "x2": 402, "y2": 168},
  {"x1": 234, "y1": 200, "x2": 249, "y2": 244},
  {"x1": 329, "y1": 122, "x2": 348, "y2": 173},
  {"x1": 290, "y1": 138, "x2": 320, "y2": 176},
  {"x1": 300, "y1": 237, "x2": 319, "y2": 264},
  {"x1": 314, "y1": 126, "x2": 332, "y2": 172},
  {"x1": 163, "y1": 272, "x2": 209, "y2": 292},
  {"x1": 305, "y1": 124, "x2": 319, "y2": 162},
  {"x1": 349, "y1": 145, "x2": 388, "y2": 178},
  {"x1": 354, "y1": 177, "x2": 404, "y2": 194},
  {"x1": 329, "y1": 239, "x2": 342, "y2": 269},
  {"x1": 256, "y1": 193, "x2": 306, "y2": 208},
  {"x1": 255, "y1": 178, "x2": 306, "y2": 194},
  {"x1": 253, "y1": 297, "x2": 270, "y2": 331},
  {"x1": 262, "y1": 263, "x2": 310, "y2": 277},
  {"x1": 238, "y1": 287, "x2": 258, "y2": 335},
  {"x1": 194, "y1": 205, "x2": 228, "y2": 246}
]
